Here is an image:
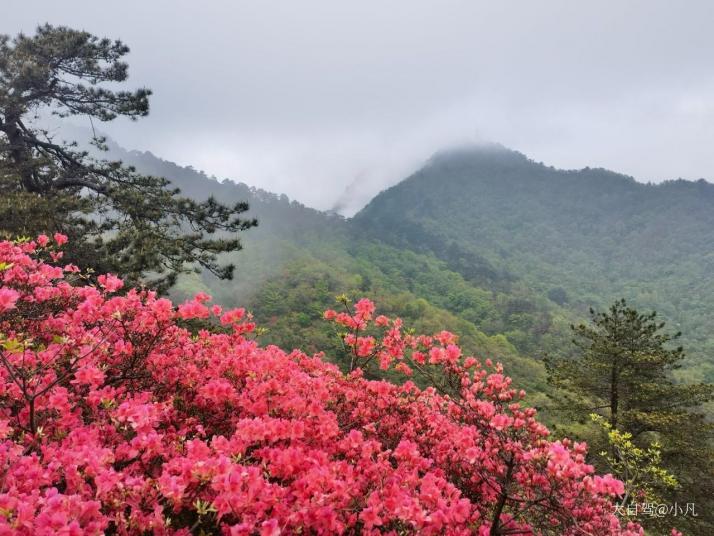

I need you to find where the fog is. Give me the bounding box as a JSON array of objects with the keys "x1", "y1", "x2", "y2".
[{"x1": 3, "y1": 1, "x2": 713, "y2": 214}]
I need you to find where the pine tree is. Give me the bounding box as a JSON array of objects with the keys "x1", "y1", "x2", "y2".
[
  {"x1": 0, "y1": 25, "x2": 256, "y2": 291},
  {"x1": 546, "y1": 299, "x2": 714, "y2": 534},
  {"x1": 547, "y1": 299, "x2": 712, "y2": 433}
]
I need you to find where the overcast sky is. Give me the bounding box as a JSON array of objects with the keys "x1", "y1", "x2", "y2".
[{"x1": 3, "y1": 1, "x2": 714, "y2": 214}]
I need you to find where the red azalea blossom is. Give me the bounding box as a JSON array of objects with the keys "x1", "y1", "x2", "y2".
[
  {"x1": 0, "y1": 237, "x2": 658, "y2": 535},
  {"x1": 53, "y1": 233, "x2": 69, "y2": 247},
  {"x1": 97, "y1": 273, "x2": 124, "y2": 293},
  {"x1": 0, "y1": 288, "x2": 19, "y2": 312}
]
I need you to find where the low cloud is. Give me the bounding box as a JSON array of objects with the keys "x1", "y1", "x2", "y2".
[{"x1": 4, "y1": 0, "x2": 713, "y2": 213}]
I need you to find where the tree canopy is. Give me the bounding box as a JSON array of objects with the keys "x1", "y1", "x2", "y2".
[{"x1": 0, "y1": 24, "x2": 255, "y2": 292}]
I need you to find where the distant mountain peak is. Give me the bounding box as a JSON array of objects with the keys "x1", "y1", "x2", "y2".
[{"x1": 427, "y1": 143, "x2": 530, "y2": 165}]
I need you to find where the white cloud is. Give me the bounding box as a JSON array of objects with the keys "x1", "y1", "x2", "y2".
[{"x1": 3, "y1": 0, "x2": 713, "y2": 213}]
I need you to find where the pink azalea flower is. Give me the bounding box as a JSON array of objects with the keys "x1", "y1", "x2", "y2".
[
  {"x1": 0, "y1": 287, "x2": 20, "y2": 312},
  {"x1": 97, "y1": 273, "x2": 124, "y2": 293}
]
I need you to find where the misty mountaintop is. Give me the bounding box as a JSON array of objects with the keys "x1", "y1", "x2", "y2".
[{"x1": 357, "y1": 143, "x2": 714, "y2": 291}]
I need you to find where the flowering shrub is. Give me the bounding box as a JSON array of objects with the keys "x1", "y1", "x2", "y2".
[{"x1": 0, "y1": 236, "x2": 648, "y2": 534}]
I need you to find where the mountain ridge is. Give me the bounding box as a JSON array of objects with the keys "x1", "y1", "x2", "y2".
[{"x1": 85, "y1": 135, "x2": 713, "y2": 384}]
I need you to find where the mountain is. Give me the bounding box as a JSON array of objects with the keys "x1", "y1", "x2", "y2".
[
  {"x1": 355, "y1": 144, "x2": 714, "y2": 383},
  {"x1": 100, "y1": 139, "x2": 347, "y2": 303},
  {"x1": 104, "y1": 140, "x2": 713, "y2": 389}
]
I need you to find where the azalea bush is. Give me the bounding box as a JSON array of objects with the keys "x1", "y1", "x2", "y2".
[{"x1": 0, "y1": 236, "x2": 650, "y2": 535}]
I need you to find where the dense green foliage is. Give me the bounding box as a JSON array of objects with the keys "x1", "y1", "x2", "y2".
[{"x1": 0, "y1": 25, "x2": 255, "y2": 291}]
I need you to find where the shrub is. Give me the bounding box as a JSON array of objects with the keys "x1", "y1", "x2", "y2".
[{"x1": 0, "y1": 236, "x2": 646, "y2": 534}]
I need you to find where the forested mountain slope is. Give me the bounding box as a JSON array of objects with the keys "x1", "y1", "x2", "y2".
[
  {"x1": 355, "y1": 145, "x2": 714, "y2": 382},
  {"x1": 102, "y1": 140, "x2": 346, "y2": 303}
]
